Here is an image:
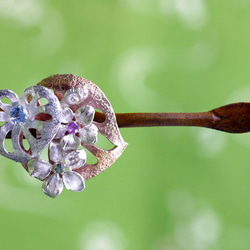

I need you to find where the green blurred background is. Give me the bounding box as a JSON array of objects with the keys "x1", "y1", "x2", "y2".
[{"x1": 1, "y1": 0, "x2": 250, "y2": 249}]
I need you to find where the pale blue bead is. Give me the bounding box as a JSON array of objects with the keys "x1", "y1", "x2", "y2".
[
  {"x1": 54, "y1": 163, "x2": 65, "y2": 174},
  {"x1": 10, "y1": 105, "x2": 28, "y2": 124},
  {"x1": 62, "y1": 171, "x2": 85, "y2": 192}
]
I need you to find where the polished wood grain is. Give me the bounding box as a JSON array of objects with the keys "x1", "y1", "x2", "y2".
[{"x1": 94, "y1": 102, "x2": 250, "y2": 133}]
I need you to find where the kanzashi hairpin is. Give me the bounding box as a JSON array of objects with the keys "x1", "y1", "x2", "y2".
[{"x1": 2, "y1": 74, "x2": 250, "y2": 198}]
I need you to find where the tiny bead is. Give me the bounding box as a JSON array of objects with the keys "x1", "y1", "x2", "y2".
[
  {"x1": 67, "y1": 122, "x2": 79, "y2": 134},
  {"x1": 54, "y1": 163, "x2": 65, "y2": 174},
  {"x1": 10, "y1": 106, "x2": 28, "y2": 124}
]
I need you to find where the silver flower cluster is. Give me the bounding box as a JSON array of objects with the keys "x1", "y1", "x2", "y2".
[{"x1": 0, "y1": 85, "x2": 98, "y2": 198}]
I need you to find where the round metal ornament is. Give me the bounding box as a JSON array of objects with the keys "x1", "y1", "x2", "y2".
[{"x1": 38, "y1": 74, "x2": 128, "y2": 181}]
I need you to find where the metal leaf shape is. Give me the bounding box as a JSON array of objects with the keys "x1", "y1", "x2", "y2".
[{"x1": 38, "y1": 74, "x2": 128, "y2": 180}]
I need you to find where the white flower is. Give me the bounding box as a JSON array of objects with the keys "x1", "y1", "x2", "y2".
[
  {"x1": 54, "y1": 87, "x2": 98, "y2": 152},
  {"x1": 27, "y1": 148, "x2": 86, "y2": 198}
]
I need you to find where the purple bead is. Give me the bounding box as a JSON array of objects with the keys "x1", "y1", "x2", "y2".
[{"x1": 67, "y1": 122, "x2": 79, "y2": 134}]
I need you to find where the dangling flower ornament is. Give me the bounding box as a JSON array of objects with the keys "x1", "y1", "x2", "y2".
[
  {"x1": 0, "y1": 74, "x2": 128, "y2": 198},
  {"x1": 28, "y1": 145, "x2": 86, "y2": 198}
]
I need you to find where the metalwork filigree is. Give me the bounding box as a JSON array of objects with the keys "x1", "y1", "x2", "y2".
[
  {"x1": 0, "y1": 86, "x2": 61, "y2": 163},
  {"x1": 38, "y1": 74, "x2": 128, "y2": 181}
]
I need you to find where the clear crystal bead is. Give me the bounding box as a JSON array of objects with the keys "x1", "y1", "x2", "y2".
[
  {"x1": 63, "y1": 85, "x2": 88, "y2": 105},
  {"x1": 79, "y1": 124, "x2": 98, "y2": 145},
  {"x1": 65, "y1": 149, "x2": 87, "y2": 169},
  {"x1": 75, "y1": 105, "x2": 95, "y2": 125},
  {"x1": 60, "y1": 134, "x2": 81, "y2": 152}
]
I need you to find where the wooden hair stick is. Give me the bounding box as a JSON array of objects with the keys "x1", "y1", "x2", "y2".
[{"x1": 94, "y1": 102, "x2": 250, "y2": 133}]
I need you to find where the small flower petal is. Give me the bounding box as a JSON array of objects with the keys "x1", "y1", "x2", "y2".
[
  {"x1": 65, "y1": 149, "x2": 87, "y2": 169},
  {"x1": 75, "y1": 105, "x2": 95, "y2": 125},
  {"x1": 79, "y1": 124, "x2": 98, "y2": 145},
  {"x1": 63, "y1": 85, "x2": 88, "y2": 105},
  {"x1": 55, "y1": 124, "x2": 67, "y2": 139},
  {"x1": 49, "y1": 141, "x2": 63, "y2": 163},
  {"x1": 61, "y1": 107, "x2": 74, "y2": 123},
  {"x1": 28, "y1": 159, "x2": 52, "y2": 180},
  {"x1": 62, "y1": 171, "x2": 85, "y2": 192},
  {"x1": 60, "y1": 134, "x2": 81, "y2": 152},
  {"x1": 42, "y1": 174, "x2": 63, "y2": 198}
]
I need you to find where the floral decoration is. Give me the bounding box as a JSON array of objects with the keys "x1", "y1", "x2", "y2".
[{"x1": 0, "y1": 86, "x2": 61, "y2": 163}]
